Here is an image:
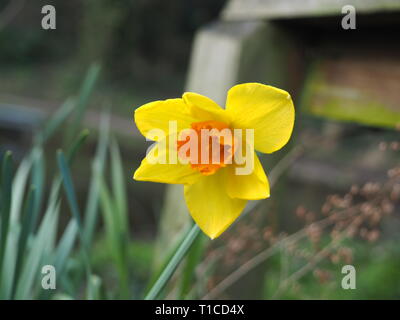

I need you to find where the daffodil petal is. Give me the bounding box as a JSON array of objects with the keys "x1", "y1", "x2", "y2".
[
  {"x1": 183, "y1": 92, "x2": 230, "y2": 124},
  {"x1": 134, "y1": 139, "x2": 202, "y2": 184},
  {"x1": 134, "y1": 98, "x2": 196, "y2": 140},
  {"x1": 226, "y1": 83, "x2": 295, "y2": 153},
  {"x1": 184, "y1": 169, "x2": 247, "y2": 239},
  {"x1": 227, "y1": 152, "x2": 270, "y2": 200}
]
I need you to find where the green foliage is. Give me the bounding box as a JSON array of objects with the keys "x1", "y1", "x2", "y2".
[
  {"x1": 145, "y1": 224, "x2": 201, "y2": 300},
  {"x1": 179, "y1": 233, "x2": 208, "y2": 299},
  {"x1": 0, "y1": 151, "x2": 13, "y2": 279},
  {"x1": 97, "y1": 145, "x2": 130, "y2": 298},
  {"x1": 0, "y1": 63, "x2": 139, "y2": 299}
]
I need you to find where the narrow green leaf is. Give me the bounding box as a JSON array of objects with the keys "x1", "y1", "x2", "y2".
[
  {"x1": 0, "y1": 223, "x2": 19, "y2": 299},
  {"x1": 146, "y1": 224, "x2": 192, "y2": 293},
  {"x1": 14, "y1": 201, "x2": 60, "y2": 299},
  {"x1": 99, "y1": 178, "x2": 121, "y2": 264},
  {"x1": 0, "y1": 151, "x2": 13, "y2": 281},
  {"x1": 87, "y1": 275, "x2": 102, "y2": 300},
  {"x1": 179, "y1": 233, "x2": 207, "y2": 299},
  {"x1": 10, "y1": 156, "x2": 32, "y2": 223},
  {"x1": 36, "y1": 98, "x2": 75, "y2": 145},
  {"x1": 83, "y1": 114, "x2": 110, "y2": 247},
  {"x1": 110, "y1": 138, "x2": 128, "y2": 230},
  {"x1": 54, "y1": 219, "x2": 78, "y2": 275},
  {"x1": 57, "y1": 150, "x2": 91, "y2": 277},
  {"x1": 145, "y1": 224, "x2": 201, "y2": 300},
  {"x1": 38, "y1": 217, "x2": 78, "y2": 299},
  {"x1": 11, "y1": 186, "x2": 36, "y2": 298},
  {"x1": 3, "y1": 156, "x2": 33, "y2": 298},
  {"x1": 52, "y1": 293, "x2": 74, "y2": 300},
  {"x1": 30, "y1": 147, "x2": 45, "y2": 231},
  {"x1": 66, "y1": 63, "x2": 101, "y2": 143},
  {"x1": 37, "y1": 130, "x2": 91, "y2": 299},
  {"x1": 57, "y1": 150, "x2": 82, "y2": 228},
  {"x1": 98, "y1": 176, "x2": 129, "y2": 298},
  {"x1": 67, "y1": 129, "x2": 90, "y2": 163},
  {"x1": 110, "y1": 138, "x2": 130, "y2": 297}
]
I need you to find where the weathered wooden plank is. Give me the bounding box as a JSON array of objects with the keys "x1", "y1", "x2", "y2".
[
  {"x1": 222, "y1": 0, "x2": 400, "y2": 21},
  {"x1": 186, "y1": 21, "x2": 266, "y2": 105},
  {"x1": 0, "y1": 104, "x2": 43, "y2": 132},
  {"x1": 186, "y1": 21, "x2": 301, "y2": 104},
  {"x1": 302, "y1": 51, "x2": 400, "y2": 128}
]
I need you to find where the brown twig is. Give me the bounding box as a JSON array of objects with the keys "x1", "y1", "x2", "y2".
[
  {"x1": 201, "y1": 208, "x2": 358, "y2": 300},
  {"x1": 272, "y1": 233, "x2": 344, "y2": 298}
]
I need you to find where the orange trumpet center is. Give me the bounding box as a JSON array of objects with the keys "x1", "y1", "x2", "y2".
[{"x1": 177, "y1": 120, "x2": 236, "y2": 176}]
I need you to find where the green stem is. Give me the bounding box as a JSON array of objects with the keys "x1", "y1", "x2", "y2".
[{"x1": 145, "y1": 224, "x2": 201, "y2": 300}]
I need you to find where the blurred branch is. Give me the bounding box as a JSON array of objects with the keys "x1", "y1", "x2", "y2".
[
  {"x1": 273, "y1": 202, "x2": 372, "y2": 298},
  {"x1": 272, "y1": 233, "x2": 344, "y2": 298},
  {"x1": 202, "y1": 167, "x2": 397, "y2": 299},
  {"x1": 268, "y1": 146, "x2": 304, "y2": 186},
  {"x1": 0, "y1": 0, "x2": 26, "y2": 31},
  {"x1": 241, "y1": 146, "x2": 304, "y2": 216},
  {"x1": 201, "y1": 208, "x2": 358, "y2": 300}
]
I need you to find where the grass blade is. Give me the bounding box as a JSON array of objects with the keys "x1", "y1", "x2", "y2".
[
  {"x1": 30, "y1": 147, "x2": 45, "y2": 231},
  {"x1": 145, "y1": 224, "x2": 201, "y2": 300},
  {"x1": 11, "y1": 186, "x2": 36, "y2": 298},
  {"x1": 0, "y1": 151, "x2": 13, "y2": 281},
  {"x1": 54, "y1": 219, "x2": 78, "y2": 276},
  {"x1": 66, "y1": 63, "x2": 101, "y2": 143},
  {"x1": 57, "y1": 150, "x2": 82, "y2": 228},
  {"x1": 10, "y1": 155, "x2": 32, "y2": 223},
  {"x1": 67, "y1": 129, "x2": 90, "y2": 163},
  {"x1": 98, "y1": 177, "x2": 129, "y2": 297},
  {"x1": 0, "y1": 222, "x2": 18, "y2": 299},
  {"x1": 110, "y1": 139, "x2": 128, "y2": 228},
  {"x1": 57, "y1": 150, "x2": 91, "y2": 278},
  {"x1": 83, "y1": 114, "x2": 110, "y2": 247},
  {"x1": 179, "y1": 233, "x2": 207, "y2": 299},
  {"x1": 109, "y1": 138, "x2": 129, "y2": 297},
  {"x1": 36, "y1": 98, "x2": 75, "y2": 145},
  {"x1": 87, "y1": 275, "x2": 102, "y2": 300},
  {"x1": 14, "y1": 201, "x2": 60, "y2": 299}
]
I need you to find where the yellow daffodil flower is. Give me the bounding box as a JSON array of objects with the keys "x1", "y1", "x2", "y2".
[{"x1": 133, "y1": 83, "x2": 295, "y2": 239}]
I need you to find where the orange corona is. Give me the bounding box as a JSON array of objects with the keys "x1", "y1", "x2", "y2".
[{"x1": 177, "y1": 120, "x2": 236, "y2": 176}]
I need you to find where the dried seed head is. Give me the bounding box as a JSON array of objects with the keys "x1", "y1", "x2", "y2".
[
  {"x1": 296, "y1": 206, "x2": 307, "y2": 218},
  {"x1": 338, "y1": 247, "x2": 353, "y2": 264},
  {"x1": 330, "y1": 253, "x2": 340, "y2": 264},
  {"x1": 379, "y1": 141, "x2": 387, "y2": 151},
  {"x1": 350, "y1": 185, "x2": 360, "y2": 195},
  {"x1": 381, "y1": 199, "x2": 394, "y2": 214},
  {"x1": 322, "y1": 203, "x2": 331, "y2": 215},
  {"x1": 390, "y1": 141, "x2": 400, "y2": 151},
  {"x1": 263, "y1": 227, "x2": 274, "y2": 241},
  {"x1": 388, "y1": 168, "x2": 400, "y2": 179},
  {"x1": 314, "y1": 269, "x2": 332, "y2": 283},
  {"x1": 390, "y1": 184, "x2": 400, "y2": 201},
  {"x1": 367, "y1": 230, "x2": 380, "y2": 243},
  {"x1": 306, "y1": 211, "x2": 316, "y2": 223},
  {"x1": 360, "y1": 227, "x2": 368, "y2": 238}
]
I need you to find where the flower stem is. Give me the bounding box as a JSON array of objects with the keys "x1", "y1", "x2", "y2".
[{"x1": 145, "y1": 224, "x2": 201, "y2": 300}]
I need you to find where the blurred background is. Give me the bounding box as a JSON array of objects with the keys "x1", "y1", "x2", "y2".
[{"x1": 0, "y1": 0, "x2": 399, "y2": 300}]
